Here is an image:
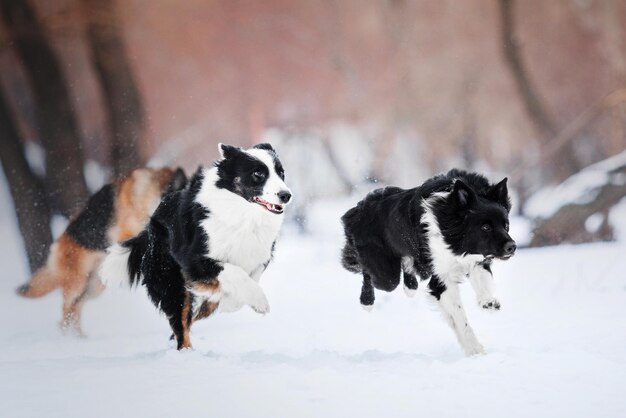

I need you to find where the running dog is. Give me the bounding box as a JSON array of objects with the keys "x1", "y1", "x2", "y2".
[
  {"x1": 100, "y1": 143, "x2": 291, "y2": 350},
  {"x1": 341, "y1": 169, "x2": 516, "y2": 356},
  {"x1": 17, "y1": 167, "x2": 187, "y2": 335}
]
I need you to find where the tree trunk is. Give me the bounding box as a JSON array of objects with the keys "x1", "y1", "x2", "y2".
[
  {"x1": 499, "y1": 0, "x2": 580, "y2": 180},
  {"x1": 0, "y1": 0, "x2": 89, "y2": 217},
  {"x1": 81, "y1": 0, "x2": 145, "y2": 177},
  {"x1": 0, "y1": 88, "x2": 52, "y2": 272},
  {"x1": 499, "y1": 0, "x2": 556, "y2": 138}
]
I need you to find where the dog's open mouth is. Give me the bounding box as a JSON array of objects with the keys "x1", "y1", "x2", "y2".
[
  {"x1": 498, "y1": 254, "x2": 514, "y2": 260},
  {"x1": 253, "y1": 197, "x2": 284, "y2": 214}
]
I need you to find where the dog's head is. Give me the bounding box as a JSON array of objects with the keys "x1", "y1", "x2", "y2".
[
  {"x1": 215, "y1": 143, "x2": 292, "y2": 214},
  {"x1": 448, "y1": 178, "x2": 516, "y2": 260}
]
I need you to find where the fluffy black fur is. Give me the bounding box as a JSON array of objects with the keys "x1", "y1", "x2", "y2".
[
  {"x1": 66, "y1": 184, "x2": 115, "y2": 251},
  {"x1": 341, "y1": 169, "x2": 515, "y2": 307}
]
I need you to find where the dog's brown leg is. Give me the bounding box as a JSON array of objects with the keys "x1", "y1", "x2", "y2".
[
  {"x1": 193, "y1": 300, "x2": 219, "y2": 323},
  {"x1": 169, "y1": 291, "x2": 193, "y2": 350},
  {"x1": 58, "y1": 236, "x2": 102, "y2": 336}
]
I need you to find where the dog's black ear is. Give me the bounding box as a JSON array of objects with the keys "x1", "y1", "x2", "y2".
[
  {"x1": 219, "y1": 143, "x2": 242, "y2": 160},
  {"x1": 452, "y1": 180, "x2": 476, "y2": 209},
  {"x1": 487, "y1": 177, "x2": 511, "y2": 211},
  {"x1": 253, "y1": 143, "x2": 275, "y2": 152},
  {"x1": 167, "y1": 167, "x2": 188, "y2": 193}
]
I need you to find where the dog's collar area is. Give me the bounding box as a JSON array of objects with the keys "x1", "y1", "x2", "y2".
[{"x1": 253, "y1": 196, "x2": 284, "y2": 214}]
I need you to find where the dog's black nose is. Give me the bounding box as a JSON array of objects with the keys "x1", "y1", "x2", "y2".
[
  {"x1": 504, "y1": 241, "x2": 517, "y2": 255},
  {"x1": 278, "y1": 191, "x2": 292, "y2": 204}
]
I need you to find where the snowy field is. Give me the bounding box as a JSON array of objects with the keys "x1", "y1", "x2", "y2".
[{"x1": 2, "y1": 184, "x2": 626, "y2": 418}]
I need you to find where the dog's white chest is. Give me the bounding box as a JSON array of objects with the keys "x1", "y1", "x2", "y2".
[
  {"x1": 204, "y1": 216, "x2": 279, "y2": 275},
  {"x1": 195, "y1": 168, "x2": 284, "y2": 278},
  {"x1": 198, "y1": 199, "x2": 282, "y2": 277}
]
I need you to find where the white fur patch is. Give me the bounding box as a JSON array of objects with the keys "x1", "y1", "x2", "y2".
[
  {"x1": 216, "y1": 263, "x2": 270, "y2": 313},
  {"x1": 361, "y1": 304, "x2": 374, "y2": 312},
  {"x1": 421, "y1": 194, "x2": 484, "y2": 279},
  {"x1": 437, "y1": 285, "x2": 485, "y2": 356},
  {"x1": 99, "y1": 243, "x2": 131, "y2": 287},
  {"x1": 468, "y1": 262, "x2": 499, "y2": 308},
  {"x1": 421, "y1": 194, "x2": 487, "y2": 356},
  {"x1": 196, "y1": 168, "x2": 283, "y2": 277},
  {"x1": 403, "y1": 284, "x2": 417, "y2": 298},
  {"x1": 401, "y1": 256, "x2": 417, "y2": 297},
  {"x1": 401, "y1": 256, "x2": 415, "y2": 275}
]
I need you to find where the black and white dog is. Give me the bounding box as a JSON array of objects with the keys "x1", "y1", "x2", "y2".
[
  {"x1": 341, "y1": 169, "x2": 516, "y2": 356},
  {"x1": 100, "y1": 143, "x2": 291, "y2": 350}
]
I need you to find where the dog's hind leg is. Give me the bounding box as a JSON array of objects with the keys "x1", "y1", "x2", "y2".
[
  {"x1": 61, "y1": 270, "x2": 96, "y2": 336},
  {"x1": 468, "y1": 260, "x2": 500, "y2": 310},
  {"x1": 58, "y1": 242, "x2": 103, "y2": 336},
  {"x1": 401, "y1": 256, "x2": 418, "y2": 297},
  {"x1": 403, "y1": 272, "x2": 418, "y2": 297},
  {"x1": 358, "y1": 245, "x2": 401, "y2": 292},
  {"x1": 360, "y1": 273, "x2": 375, "y2": 311},
  {"x1": 169, "y1": 291, "x2": 193, "y2": 350},
  {"x1": 428, "y1": 275, "x2": 485, "y2": 356}
]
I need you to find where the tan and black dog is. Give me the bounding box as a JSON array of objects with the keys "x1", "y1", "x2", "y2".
[{"x1": 16, "y1": 167, "x2": 187, "y2": 335}]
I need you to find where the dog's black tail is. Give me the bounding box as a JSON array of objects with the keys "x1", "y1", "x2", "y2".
[
  {"x1": 124, "y1": 229, "x2": 150, "y2": 287},
  {"x1": 340, "y1": 206, "x2": 363, "y2": 273}
]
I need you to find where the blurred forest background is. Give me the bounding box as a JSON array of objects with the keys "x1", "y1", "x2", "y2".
[{"x1": 1, "y1": 0, "x2": 625, "y2": 272}]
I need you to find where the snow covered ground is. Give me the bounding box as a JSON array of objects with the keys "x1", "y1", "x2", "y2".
[{"x1": 2, "y1": 183, "x2": 626, "y2": 418}]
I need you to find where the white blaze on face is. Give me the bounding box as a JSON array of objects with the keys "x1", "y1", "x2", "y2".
[{"x1": 245, "y1": 148, "x2": 291, "y2": 206}]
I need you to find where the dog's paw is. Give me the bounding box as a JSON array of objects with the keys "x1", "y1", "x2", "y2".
[
  {"x1": 464, "y1": 343, "x2": 486, "y2": 357},
  {"x1": 361, "y1": 303, "x2": 374, "y2": 312},
  {"x1": 403, "y1": 284, "x2": 417, "y2": 298},
  {"x1": 248, "y1": 290, "x2": 270, "y2": 315},
  {"x1": 479, "y1": 298, "x2": 501, "y2": 310},
  {"x1": 462, "y1": 338, "x2": 486, "y2": 357}
]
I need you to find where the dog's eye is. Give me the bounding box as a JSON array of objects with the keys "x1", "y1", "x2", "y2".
[
  {"x1": 481, "y1": 224, "x2": 492, "y2": 232},
  {"x1": 253, "y1": 171, "x2": 265, "y2": 179}
]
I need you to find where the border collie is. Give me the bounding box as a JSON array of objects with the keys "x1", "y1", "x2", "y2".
[
  {"x1": 341, "y1": 169, "x2": 516, "y2": 356},
  {"x1": 17, "y1": 167, "x2": 187, "y2": 335},
  {"x1": 100, "y1": 143, "x2": 291, "y2": 350}
]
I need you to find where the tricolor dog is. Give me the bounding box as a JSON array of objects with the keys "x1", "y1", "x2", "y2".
[
  {"x1": 17, "y1": 167, "x2": 187, "y2": 335},
  {"x1": 100, "y1": 143, "x2": 291, "y2": 350}
]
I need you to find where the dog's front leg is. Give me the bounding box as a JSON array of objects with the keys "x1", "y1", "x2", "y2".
[
  {"x1": 249, "y1": 263, "x2": 267, "y2": 282},
  {"x1": 216, "y1": 263, "x2": 270, "y2": 314},
  {"x1": 186, "y1": 263, "x2": 270, "y2": 314},
  {"x1": 468, "y1": 260, "x2": 500, "y2": 310},
  {"x1": 428, "y1": 275, "x2": 485, "y2": 356}
]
